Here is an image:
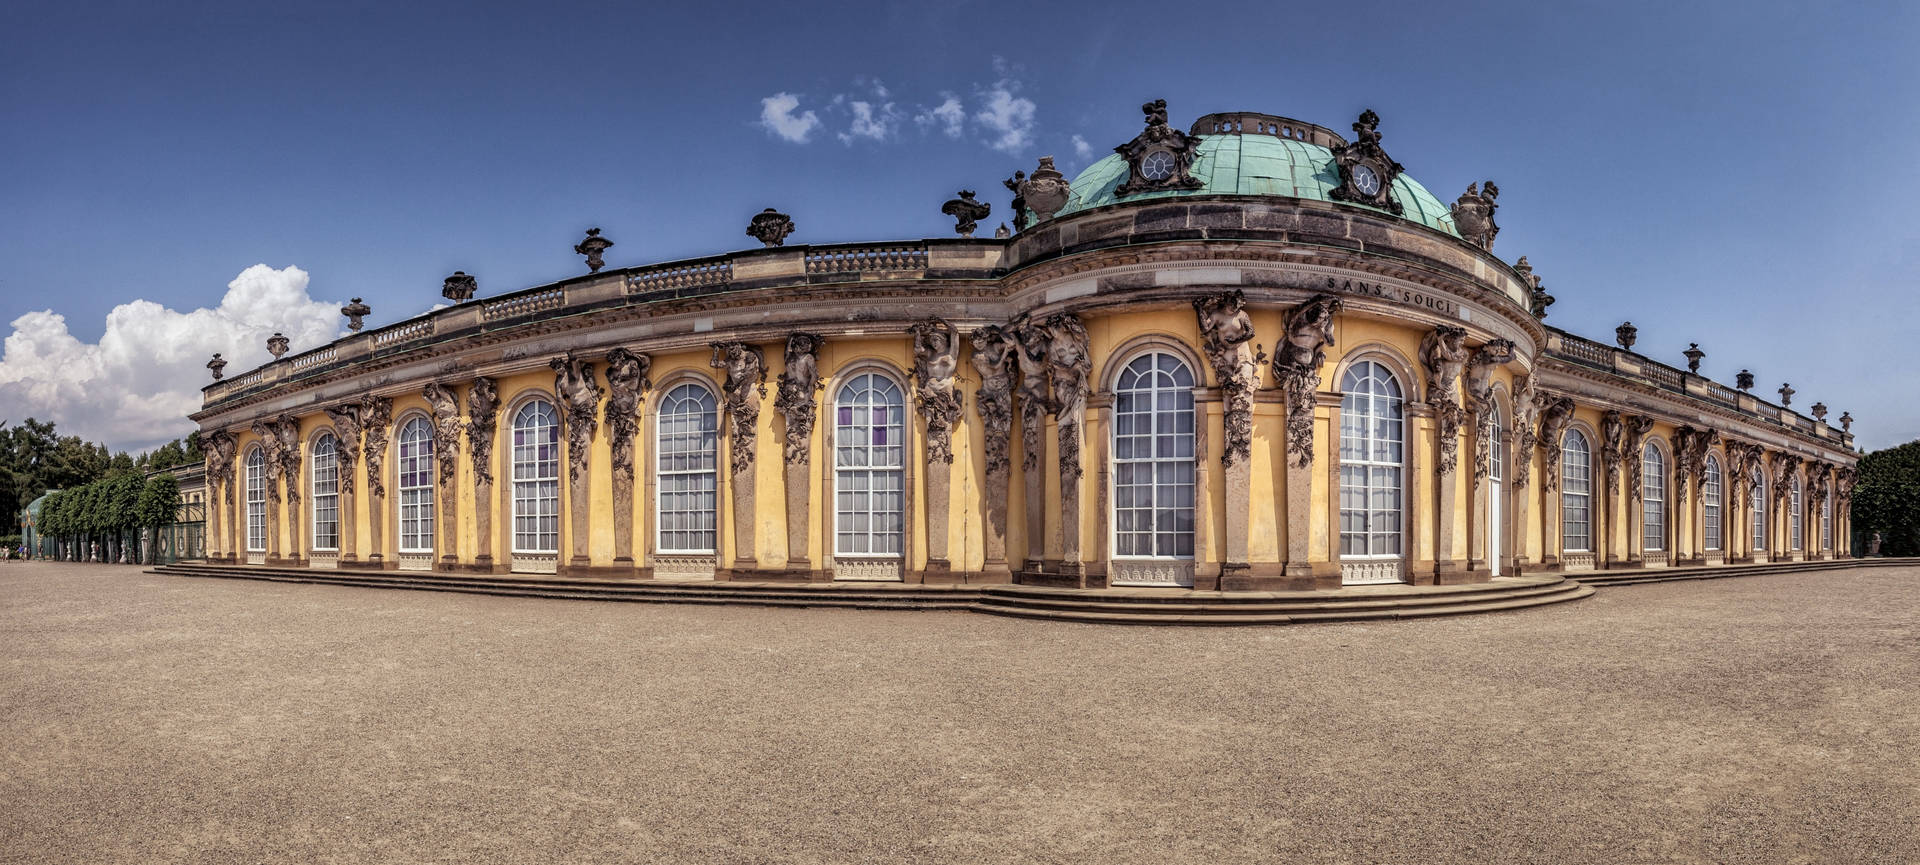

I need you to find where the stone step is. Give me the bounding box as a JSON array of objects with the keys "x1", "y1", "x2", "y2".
[
  {"x1": 974, "y1": 579, "x2": 1580, "y2": 616},
  {"x1": 150, "y1": 566, "x2": 979, "y2": 609},
  {"x1": 974, "y1": 583, "x2": 1594, "y2": 626},
  {"x1": 1575, "y1": 557, "x2": 1911, "y2": 587}
]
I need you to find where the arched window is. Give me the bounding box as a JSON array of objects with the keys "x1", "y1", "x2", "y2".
[
  {"x1": 511, "y1": 400, "x2": 560, "y2": 554},
  {"x1": 1339, "y1": 360, "x2": 1404, "y2": 582},
  {"x1": 1642, "y1": 443, "x2": 1666, "y2": 552},
  {"x1": 1751, "y1": 467, "x2": 1767, "y2": 551},
  {"x1": 397, "y1": 417, "x2": 434, "y2": 553},
  {"x1": 1703, "y1": 455, "x2": 1723, "y2": 552},
  {"x1": 311, "y1": 434, "x2": 339, "y2": 551},
  {"x1": 1112, "y1": 351, "x2": 1196, "y2": 559},
  {"x1": 1790, "y1": 476, "x2": 1803, "y2": 550},
  {"x1": 657, "y1": 384, "x2": 719, "y2": 554},
  {"x1": 245, "y1": 446, "x2": 266, "y2": 552},
  {"x1": 1822, "y1": 492, "x2": 1833, "y2": 551},
  {"x1": 1562, "y1": 430, "x2": 1592, "y2": 552},
  {"x1": 835, "y1": 372, "x2": 905, "y2": 557}
]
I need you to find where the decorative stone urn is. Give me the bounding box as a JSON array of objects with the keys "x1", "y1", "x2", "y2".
[
  {"x1": 1614, "y1": 321, "x2": 1637, "y2": 350},
  {"x1": 574, "y1": 228, "x2": 614, "y2": 272},
  {"x1": 940, "y1": 191, "x2": 991, "y2": 237},
  {"x1": 341, "y1": 297, "x2": 371, "y2": 332},
  {"x1": 1683, "y1": 342, "x2": 1704, "y2": 372},
  {"x1": 1017, "y1": 156, "x2": 1072, "y2": 223},
  {"x1": 1811, "y1": 402, "x2": 1828, "y2": 421},
  {"x1": 267, "y1": 333, "x2": 289, "y2": 359},
  {"x1": 1778, "y1": 382, "x2": 1794, "y2": 406},
  {"x1": 443, "y1": 271, "x2": 477, "y2": 302},
  {"x1": 746, "y1": 209, "x2": 795, "y2": 247},
  {"x1": 1737, "y1": 369, "x2": 1755, "y2": 391},
  {"x1": 207, "y1": 353, "x2": 227, "y2": 380}
]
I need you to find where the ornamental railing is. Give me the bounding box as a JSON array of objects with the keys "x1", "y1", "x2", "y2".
[
  {"x1": 1642, "y1": 363, "x2": 1683, "y2": 391},
  {"x1": 805, "y1": 244, "x2": 928, "y2": 275},
  {"x1": 1706, "y1": 382, "x2": 1741, "y2": 405},
  {"x1": 288, "y1": 348, "x2": 335, "y2": 371},
  {"x1": 626, "y1": 258, "x2": 733, "y2": 295},
  {"x1": 372, "y1": 319, "x2": 434, "y2": 347},
  {"x1": 1556, "y1": 334, "x2": 1614, "y2": 367},
  {"x1": 484, "y1": 287, "x2": 565, "y2": 321}
]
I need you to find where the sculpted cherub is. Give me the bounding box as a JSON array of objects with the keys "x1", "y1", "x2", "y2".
[{"x1": 1419, "y1": 325, "x2": 1471, "y2": 405}]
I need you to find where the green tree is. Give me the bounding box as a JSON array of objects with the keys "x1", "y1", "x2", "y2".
[
  {"x1": 1852, "y1": 440, "x2": 1920, "y2": 556},
  {"x1": 137, "y1": 473, "x2": 179, "y2": 527}
]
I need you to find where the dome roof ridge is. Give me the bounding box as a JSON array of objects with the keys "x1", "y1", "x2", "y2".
[{"x1": 1188, "y1": 112, "x2": 1348, "y2": 151}]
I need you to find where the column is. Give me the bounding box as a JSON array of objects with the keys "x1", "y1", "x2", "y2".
[
  {"x1": 1468, "y1": 421, "x2": 1489, "y2": 575},
  {"x1": 1406, "y1": 403, "x2": 1433, "y2": 581},
  {"x1": 1318, "y1": 393, "x2": 1343, "y2": 587}
]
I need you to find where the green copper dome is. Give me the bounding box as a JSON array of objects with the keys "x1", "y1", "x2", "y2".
[{"x1": 1055, "y1": 132, "x2": 1459, "y2": 237}]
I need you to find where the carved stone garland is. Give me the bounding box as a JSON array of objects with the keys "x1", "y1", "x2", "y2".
[
  {"x1": 1624, "y1": 415, "x2": 1654, "y2": 506},
  {"x1": 603, "y1": 349, "x2": 650, "y2": 568},
  {"x1": 971, "y1": 324, "x2": 1018, "y2": 574},
  {"x1": 1272, "y1": 294, "x2": 1341, "y2": 469},
  {"x1": 1600, "y1": 410, "x2": 1625, "y2": 495}
]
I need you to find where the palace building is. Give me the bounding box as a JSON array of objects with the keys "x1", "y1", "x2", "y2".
[{"x1": 186, "y1": 103, "x2": 1859, "y2": 595}]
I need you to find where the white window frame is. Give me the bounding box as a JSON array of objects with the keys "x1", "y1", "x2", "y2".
[
  {"x1": 1562, "y1": 430, "x2": 1592, "y2": 553},
  {"x1": 1642, "y1": 443, "x2": 1666, "y2": 552},
  {"x1": 511, "y1": 400, "x2": 561, "y2": 555},
  {"x1": 1339, "y1": 360, "x2": 1406, "y2": 561},
  {"x1": 1703, "y1": 455, "x2": 1723, "y2": 552},
  {"x1": 1790, "y1": 476, "x2": 1803, "y2": 551},
  {"x1": 834, "y1": 372, "x2": 906, "y2": 558},
  {"x1": 311, "y1": 434, "x2": 339, "y2": 552},
  {"x1": 655, "y1": 383, "x2": 720, "y2": 555},
  {"x1": 396, "y1": 417, "x2": 435, "y2": 554},
  {"x1": 245, "y1": 447, "x2": 266, "y2": 552},
  {"x1": 1752, "y1": 468, "x2": 1767, "y2": 551},
  {"x1": 1822, "y1": 494, "x2": 1833, "y2": 551},
  {"x1": 1110, "y1": 350, "x2": 1197, "y2": 560}
]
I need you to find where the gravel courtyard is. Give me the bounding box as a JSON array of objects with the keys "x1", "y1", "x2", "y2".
[{"x1": 2, "y1": 562, "x2": 1916, "y2": 864}]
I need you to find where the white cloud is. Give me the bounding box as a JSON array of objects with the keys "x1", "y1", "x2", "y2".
[
  {"x1": 1072, "y1": 134, "x2": 1093, "y2": 160},
  {"x1": 975, "y1": 75, "x2": 1036, "y2": 154},
  {"x1": 0, "y1": 264, "x2": 342, "y2": 452},
  {"x1": 837, "y1": 100, "x2": 901, "y2": 145},
  {"x1": 757, "y1": 92, "x2": 821, "y2": 144},
  {"x1": 916, "y1": 95, "x2": 965, "y2": 138}
]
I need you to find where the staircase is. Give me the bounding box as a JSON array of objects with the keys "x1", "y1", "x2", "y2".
[
  {"x1": 970, "y1": 576, "x2": 1593, "y2": 625},
  {"x1": 1572, "y1": 556, "x2": 1915, "y2": 588},
  {"x1": 147, "y1": 563, "x2": 980, "y2": 611}
]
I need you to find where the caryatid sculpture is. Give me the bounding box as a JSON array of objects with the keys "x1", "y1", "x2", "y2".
[
  {"x1": 603, "y1": 348, "x2": 652, "y2": 481},
  {"x1": 1536, "y1": 395, "x2": 1576, "y2": 494},
  {"x1": 1041, "y1": 313, "x2": 1093, "y2": 481},
  {"x1": 909, "y1": 318, "x2": 963, "y2": 464},
  {"x1": 1011, "y1": 316, "x2": 1052, "y2": 474},
  {"x1": 1512, "y1": 374, "x2": 1539, "y2": 488},
  {"x1": 1770, "y1": 452, "x2": 1801, "y2": 506},
  {"x1": 1420, "y1": 325, "x2": 1472, "y2": 476},
  {"x1": 1272, "y1": 294, "x2": 1341, "y2": 468},
  {"x1": 423, "y1": 382, "x2": 463, "y2": 486},
  {"x1": 274, "y1": 415, "x2": 303, "y2": 557},
  {"x1": 464, "y1": 378, "x2": 498, "y2": 487},
  {"x1": 1449, "y1": 181, "x2": 1500, "y2": 251},
  {"x1": 1464, "y1": 339, "x2": 1517, "y2": 482},
  {"x1": 708, "y1": 342, "x2": 766, "y2": 476},
  {"x1": 550, "y1": 354, "x2": 602, "y2": 485},
  {"x1": 250, "y1": 418, "x2": 283, "y2": 502},
  {"x1": 323, "y1": 403, "x2": 363, "y2": 492},
  {"x1": 774, "y1": 333, "x2": 823, "y2": 465},
  {"x1": 360, "y1": 395, "x2": 393, "y2": 499},
  {"x1": 1194, "y1": 291, "x2": 1264, "y2": 466},
  {"x1": 971, "y1": 324, "x2": 1019, "y2": 544},
  {"x1": 1600, "y1": 410, "x2": 1625, "y2": 492},
  {"x1": 1624, "y1": 415, "x2": 1655, "y2": 505}
]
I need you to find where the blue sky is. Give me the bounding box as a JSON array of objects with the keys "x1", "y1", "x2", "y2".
[{"x1": 2, "y1": 0, "x2": 1916, "y2": 452}]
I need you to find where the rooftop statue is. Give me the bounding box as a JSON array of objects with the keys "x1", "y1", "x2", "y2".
[
  {"x1": 207, "y1": 353, "x2": 226, "y2": 381},
  {"x1": 1017, "y1": 156, "x2": 1071, "y2": 223},
  {"x1": 266, "y1": 332, "x2": 289, "y2": 359},
  {"x1": 1113, "y1": 99, "x2": 1204, "y2": 197},
  {"x1": 1002, "y1": 170, "x2": 1028, "y2": 233}
]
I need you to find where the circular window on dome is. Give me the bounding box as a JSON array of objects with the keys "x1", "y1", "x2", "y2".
[
  {"x1": 1351, "y1": 163, "x2": 1381, "y2": 196},
  {"x1": 1139, "y1": 149, "x2": 1175, "y2": 182}
]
